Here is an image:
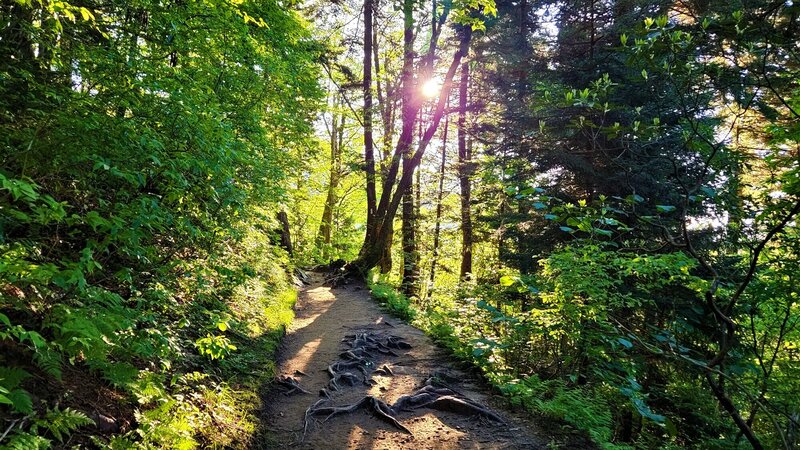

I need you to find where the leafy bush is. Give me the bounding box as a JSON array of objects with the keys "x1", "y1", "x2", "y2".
[
  {"x1": 501, "y1": 376, "x2": 620, "y2": 448},
  {"x1": 367, "y1": 273, "x2": 418, "y2": 321},
  {"x1": 0, "y1": 0, "x2": 319, "y2": 446}
]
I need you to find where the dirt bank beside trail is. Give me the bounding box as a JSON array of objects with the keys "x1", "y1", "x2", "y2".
[{"x1": 258, "y1": 275, "x2": 584, "y2": 449}]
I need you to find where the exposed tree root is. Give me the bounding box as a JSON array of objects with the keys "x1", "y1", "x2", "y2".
[
  {"x1": 416, "y1": 396, "x2": 505, "y2": 424},
  {"x1": 302, "y1": 329, "x2": 504, "y2": 440},
  {"x1": 309, "y1": 396, "x2": 413, "y2": 435},
  {"x1": 386, "y1": 336, "x2": 412, "y2": 350},
  {"x1": 394, "y1": 384, "x2": 505, "y2": 423},
  {"x1": 304, "y1": 384, "x2": 505, "y2": 438},
  {"x1": 328, "y1": 371, "x2": 362, "y2": 391},
  {"x1": 303, "y1": 399, "x2": 328, "y2": 440},
  {"x1": 276, "y1": 376, "x2": 311, "y2": 395},
  {"x1": 308, "y1": 259, "x2": 360, "y2": 287},
  {"x1": 374, "y1": 364, "x2": 394, "y2": 376}
]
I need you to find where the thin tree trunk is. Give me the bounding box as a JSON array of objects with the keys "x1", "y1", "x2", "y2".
[
  {"x1": 457, "y1": 59, "x2": 473, "y2": 280},
  {"x1": 705, "y1": 373, "x2": 763, "y2": 450},
  {"x1": 395, "y1": 0, "x2": 417, "y2": 294},
  {"x1": 373, "y1": 0, "x2": 393, "y2": 167},
  {"x1": 317, "y1": 106, "x2": 344, "y2": 260},
  {"x1": 517, "y1": 0, "x2": 529, "y2": 98},
  {"x1": 589, "y1": 0, "x2": 596, "y2": 60},
  {"x1": 370, "y1": 2, "x2": 394, "y2": 273},
  {"x1": 277, "y1": 210, "x2": 294, "y2": 256},
  {"x1": 402, "y1": 110, "x2": 424, "y2": 296},
  {"x1": 429, "y1": 112, "x2": 449, "y2": 284},
  {"x1": 364, "y1": 0, "x2": 378, "y2": 240},
  {"x1": 401, "y1": 179, "x2": 418, "y2": 297}
]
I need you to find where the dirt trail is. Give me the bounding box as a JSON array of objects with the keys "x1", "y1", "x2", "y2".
[{"x1": 260, "y1": 275, "x2": 547, "y2": 449}]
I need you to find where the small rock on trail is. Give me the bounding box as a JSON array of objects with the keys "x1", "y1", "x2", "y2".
[{"x1": 260, "y1": 274, "x2": 547, "y2": 449}]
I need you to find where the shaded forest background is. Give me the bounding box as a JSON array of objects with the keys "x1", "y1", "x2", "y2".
[{"x1": 1, "y1": 0, "x2": 799, "y2": 448}]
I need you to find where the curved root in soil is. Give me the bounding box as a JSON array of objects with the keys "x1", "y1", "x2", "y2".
[
  {"x1": 303, "y1": 383, "x2": 505, "y2": 439},
  {"x1": 302, "y1": 330, "x2": 504, "y2": 439},
  {"x1": 276, "y1": 376, "x2": 311, "y2": 396}
]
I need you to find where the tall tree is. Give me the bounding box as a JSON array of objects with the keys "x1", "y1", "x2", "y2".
[
  {"x1": 372, "y1": 0, "x2": 397, "y2": 273},
  {"x1": 364, "y1": 0, "x2": 378, "y2": 239},
  {"x1": 401, "y1": 172, "x2": 419, "y2": 296},
  {"x1": 398, "y1": 0, "x2": 421, "y2": 295},
  {"x1": 457, "y1": 59, "x2": 473, "y2": 280},
  {"x1": 429, "y1": 112, "x2": 450, "y2": 285},
  {"x1": 317, "y1": 96, "x2": 346, "y2": 260}
]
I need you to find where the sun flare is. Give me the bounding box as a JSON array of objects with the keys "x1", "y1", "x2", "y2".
[{"x1": 421, "y1": 78, "x2": 441, "y2": 98}]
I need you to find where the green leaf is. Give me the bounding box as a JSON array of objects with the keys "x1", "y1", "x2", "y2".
[
  {"x1": 632, "y1": 398, "x2": 665, "y2": 423},
  {"x1": 559, "y1": 226, "x2": 575, "y2": 233},
  {"x1": 655, "y1": 205, "x2": 676, "y2": 213},
  {"x1": 79, "y1": 7, "x2": 95, "y2": 21},
  {"x1": 594, "y1": 228, "x2": 613, "y2": 237},
  {"x1": 499, "y1": 275, "x2": 516, "y2": 287},
  {"x1": 626, "y1": 194, "x2": 644, "y2": 204},
  {"x1": 617, "y1": 338, "x2": 634, "y2": 348},
  {"x1": 0, "y1": 367, "x2": 31, "y2": 390},
  {"x1": 7, "y1": 388, "x2": 33, "y2": 414},
  {"x1": 700, "y1": 186, "x2": 716, "y2": 198}
]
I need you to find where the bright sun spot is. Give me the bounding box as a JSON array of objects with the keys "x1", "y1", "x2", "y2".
[{"x1": 421, "y1": 78, "x2": 441, "y2": 98}]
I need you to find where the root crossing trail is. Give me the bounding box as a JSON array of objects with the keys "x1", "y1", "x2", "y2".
[{"x1": 260, "y1": 274, "x2": 547, "y2": 449}]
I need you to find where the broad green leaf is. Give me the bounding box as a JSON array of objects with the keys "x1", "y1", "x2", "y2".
[
  {"x1": 655, "y1": 205, "x2": 676, "y2": 213},
  {"x1": 499, "y1": 275, "x2": 516, "y2": 287}
]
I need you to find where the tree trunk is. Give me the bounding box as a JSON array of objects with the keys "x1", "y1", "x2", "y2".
[
  {"x1": 429, "y1": 113, "x2": 449, "y2": 284},
  {"x1": 395, "y1": 0, "x2": 418, "y2": 295},
  {"x1": 401, "y1": 179, "x2": 418, "y2": 297},
  {"x1": 457, "y1": 59, "x2": 473, "y2": 280},
  {"x1": 373, "y1": 0, "x2": 394, "y2": 167},
  {"x1": 317, "y1": 105, "x2": 344, "y2": 261},
  {"x1": 364, "y1": 0, "x2": 378, "y2": 240},
  {"x1": 357, "y1": 0, "x2": 416, "y2": 270},
  {"x1": 706, "y1": 373, "x2": 764, "y2": 450},
  {"x1": 370, "y1": 0, "x2": 394, "y2": 273},
  {"x1": 401, "y1": 110, "x2": 424, "y2": 296},
  {"x1": 277, "y1": 210, "x2": 294, "y2": 256}
]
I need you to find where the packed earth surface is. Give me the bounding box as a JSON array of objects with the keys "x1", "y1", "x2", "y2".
[{"x1": 260, "y1": 274, "x2": 580, "y2": 449}]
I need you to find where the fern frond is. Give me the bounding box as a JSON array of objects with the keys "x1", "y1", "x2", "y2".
[
  {"x1": 42, "y1": 407, "x2": 95, "y2": 442},
  {"x1": 3, "y1": 432, "x2": 51, "y2": 450},
  {"x1": 32, "y1": 348, "x2": 63, "y2": 380},
  {"x1": 0, "y1": 366, "x2": 30, "y2": 389}
]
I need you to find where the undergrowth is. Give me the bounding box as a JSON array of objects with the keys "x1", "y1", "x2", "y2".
[
  {"x1": 366, "y1": 273, "x2": 418, "y2": 321},
  {"x1": 1, "y1": 220, "x2": 298, "y2": 449},
  {"x1": 365, "y1": 272, "x2": 630, "y2": 450}
]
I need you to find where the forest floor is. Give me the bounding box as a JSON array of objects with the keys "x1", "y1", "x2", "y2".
[{"x1": 258, "y1": 273, "x2": 590, "y2": 449}]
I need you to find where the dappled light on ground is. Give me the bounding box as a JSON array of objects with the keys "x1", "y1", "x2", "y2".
[{"x1": 261, "y1": 274, "x2": 548, "y2": 449}]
